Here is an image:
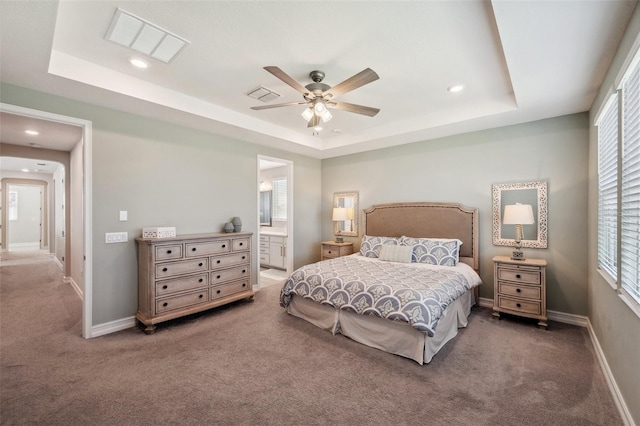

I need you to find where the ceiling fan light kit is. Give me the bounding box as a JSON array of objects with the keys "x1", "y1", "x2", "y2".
[{"x1": 251, "y1": 66, "x2": 380, "y2": 132}]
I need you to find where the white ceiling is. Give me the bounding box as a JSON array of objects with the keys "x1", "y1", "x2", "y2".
[{"x1": 0, "y1": 1, "x2": 637, "y2": 160}]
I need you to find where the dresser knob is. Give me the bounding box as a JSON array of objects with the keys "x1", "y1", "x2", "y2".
[
  {"x1": 239, "y1": 242, "x2": 243, "y2": 246},
  {"x1": 217, "y1": 260, "x2": 221, "y2": 264},
  {"x1": 516, "y1": 274, "x2": 521, "y2": 279},
  {"x1": 162, "y1": 267, "x2": 168, "y2": 272},
  {"x1": 242, "y1": 256, "x2": 246, "y2": 260},
  {"x1": 222, "y1": 244, "x2": 226, "y2": 248},
  {"x1": 162, "y1": 285, "x2": 168, "y2": 289},
  {"x1": 217, "y1": 289, "x2": 221, "y2": 294},
  {"x1": 328, "y1": 251, "x2": 332, "y2": 254},
  {"x1": 192, "y1": 248, "x2": 197, "y2": 252},
  {"x1": 199, "y1": 294, "x2": 203, "y2": 299},
  {"x1": 199, "y1": 263, "x2": 203, "y2": 267},
  {"x1": 516, "y1": 303, "x2": 521, "y2": 308},
  {"x1": 199, "y1": 278, "x2": 203, "y2": 283},
  {"x1": 217, "y1": 275, "x2": 221, "y2": 279},
  {"x1": 516, "y1": 288, "x2": 521, "y2": 293},
  {"x1": 163, "y1": 302, "x2": 168, "y2": 307},
  {"x1": 167, "y1": 250, "x2": 172, "y2": 254},
  {"x1": 242, "y1": 283, "x2": 246, "y2": 287},
  {"x1": 242, "y1": 269, "x2": 246, "y2": 273}
]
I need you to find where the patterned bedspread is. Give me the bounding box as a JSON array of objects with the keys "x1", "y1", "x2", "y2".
[{"x1": 280, "y1": 255, "x2": 481, "y2": 337}]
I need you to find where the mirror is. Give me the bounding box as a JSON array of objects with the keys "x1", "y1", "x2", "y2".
[
  {"x1": 492, "y1": 181, "x2": 548, "y2": 248},
  {"x1": 333, "y1": 191, "x2": 359, "y2": 237},
  {"x1": 259, "y1": 191, "x2": 272, "y2": 226}
]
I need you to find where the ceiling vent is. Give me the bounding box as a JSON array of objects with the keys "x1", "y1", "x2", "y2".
[
  {"x1": 246, "y1": 86, "x2": 282, "y2": 103},
  {"x1": 105, "y1": 8, "x2": 190, "y2": 63}
]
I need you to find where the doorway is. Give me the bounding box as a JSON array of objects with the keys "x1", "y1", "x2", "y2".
[
  {"x1": 257, "y1": 155, "x2": 293, "y2": 289},
  {"x1": 6, "y1": 183, "x2": 44, "y2": 252}
]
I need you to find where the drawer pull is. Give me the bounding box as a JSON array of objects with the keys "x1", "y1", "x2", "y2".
[
  {"x1": 242, "y1": 256, "x2": 246, "y2": 260},
  {"x1": 217, "y1": 275, "x2": 221, "y2": 279},
  {"x1": 163, "y1": 267, "x2": 168, "y2": 272},
  {"x1": 328, "y1": 251, "x2": 332, "y2": 254},
  {"x1": 199, "y1": 263, "x2": 203, "y2": 267},
  {"x1": 516, "y1": 288, "x2": 521, "y2": 293},
  {"x1": 222, "y1": 244, "x2": 226, "y2": 248},
  {"x1": 162, "y1": 285, "x2": 168, "y2": 289},
  {"x1": 516, "y1": 274, "x2": 521, "y2": 279},
  {"x1": 242, "y1": 269, "x2": 246, "y2": 273},
  {"x1": 239, "y1": 242, "x2": 244, "y2": 246},
  {"x1": 167, "y1": 250, "x2": 172, "y2": 254},
  {"x1": 242, "y1": 283, "x2": 246, "y2": 287},
  {"x1": 192, "y1": 248, "x2": 197, "y2": 252},
  {"x1": 199, "y1": 294, "x2": 204, "y2": 299},
  {"x1": 516, "y1": 303, "x2": 521, "y2": 308},
  {"x1": 217, "y1": 289, "x2": 221, "y2": 294},
  {"x1": 163, "y1": 302, "x2": 168, "y2": 307},
  {"x1": 199, "y1": 278, "x2": 203, "y2": 283},
  {"x1": 217, "y1": 260, "x2": 221, "y2": 264}
]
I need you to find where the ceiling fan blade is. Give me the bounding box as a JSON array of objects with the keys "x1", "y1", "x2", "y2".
[
  {"x1": 322, "y1": 68, "x2": 379, "y2": 99},
  {"x1": 251, "y1": 101, "x2": 308, "y2": 110},
  {"x1": 327, "y1": 101, "x2": 380, "y2": 117},
  {"x1": 263, "y1": 66, "x2": 314, "y2": 99}
]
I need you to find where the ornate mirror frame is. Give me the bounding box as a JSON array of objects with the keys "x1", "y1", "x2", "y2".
[
  {"x1": 333, "y1": 191, "x2": 359, "y2": 237},
  {"x1": 492, "y1": 181, "x2": 548, "y2": 248}
]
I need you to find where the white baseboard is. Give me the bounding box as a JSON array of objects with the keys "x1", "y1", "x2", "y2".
[
  {"x1": 587, "y1": 318, "x2": 635, "y2": 426},
  {"x1": 53, "y1": 256, "x2": 63, "y2": 270},
  {"x1": 67, "y1": 276, "x2": 83, "y2": 299},
  {"x1": 90, "y1": 316, "x2": 137, "y2": 338},
  {"x1": 478, "y1": 297, "x2": 587, "y2": 327}
]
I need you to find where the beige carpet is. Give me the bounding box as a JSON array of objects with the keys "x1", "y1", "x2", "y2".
[{"x1": 0, "y1": 253, "x2": 622, "y2": 425}]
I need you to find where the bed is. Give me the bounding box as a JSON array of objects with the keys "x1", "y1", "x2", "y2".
[{"x1": 280, "y1": 202, "x2": 481, "y2": 364}]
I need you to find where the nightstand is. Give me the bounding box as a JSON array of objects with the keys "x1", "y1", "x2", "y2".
[
  {"x1": 321, "y1": 241, "x2": 354, "y2": 260},
  {"x1": 492, "y1": 255, "x2": 548, "y2": 329}
]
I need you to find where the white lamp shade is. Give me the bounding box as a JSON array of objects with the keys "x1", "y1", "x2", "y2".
[
  {"x1": 332, "y1": 207, "x2": 348, "y2": 221},
  {"x1": 503, "y1": 204, "x2": 535, "y2": 225}
]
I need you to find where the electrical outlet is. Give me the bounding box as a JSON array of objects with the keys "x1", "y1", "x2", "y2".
[{"x1": 105, "y1": 232, "x2": 128, "y2": 244}]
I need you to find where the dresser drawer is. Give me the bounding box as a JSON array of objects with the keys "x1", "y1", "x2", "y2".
[
  {"x1": 210, "y1": 279, "x2": 251, "y2": 300},
  {"x1": 156, "y1": 258, "x2": 208, "y2": 279},
  {"x1": 210, "y1": 252, "x2": 249, "y2": 269},
  {"x1": 155, "y1": 244, "x2": 183, "y2": 261},
  {"x1": 232, "y1": 238, "x2": 250, "y2": 251},
  {"x1": 210, "y1": 265, "x2": 250, "y2": 285},
  {"x1": 498, "y1": 281, "x2": 541, "y2": 300},
  {"x1": 155, "y1": 274, "x2": 208, "y2": 297},
  {"x1": 185, "y1": 241, "x2": 230, "y2": 257},
  {"x1": 155, "y1": 290, "x2": 208, "y2": 315},
  {"x1": 497, "y1": 295, "x2": 542, "y2": 316},
  {"x1": 497, "y1": 267, "x2": 541, "y2": 285}
]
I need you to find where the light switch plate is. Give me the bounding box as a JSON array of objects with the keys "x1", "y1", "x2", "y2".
[
  {"x1": 119, "y1": 211, "x2": 128, "y2": 221},
  {"x1": 105, "y1": 232, "x2": 128, "y2": 244}
]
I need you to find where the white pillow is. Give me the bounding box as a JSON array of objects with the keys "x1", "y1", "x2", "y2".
[{"x1": 378, "y1": 244, "x2": 414, "y2": 263}]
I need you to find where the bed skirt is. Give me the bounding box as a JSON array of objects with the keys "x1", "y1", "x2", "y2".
[{"x1": 286, "y1": 290, "x2": 474, "y2": 365}]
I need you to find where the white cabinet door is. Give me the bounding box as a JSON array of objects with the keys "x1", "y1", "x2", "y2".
[{"x1": 268, "y1": 236, "x2": 285, "y2": 269}]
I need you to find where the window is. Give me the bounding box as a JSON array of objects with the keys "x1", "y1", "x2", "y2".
[
  {"x1": 597, "y1": 94, "x2": 618, "y2": 280},
  {"x1": 596, "y1": 48, "x2": 640, "y2": 307},
  {"x1": 272, "y1": 177, "x2": 287, "y2": 221}
]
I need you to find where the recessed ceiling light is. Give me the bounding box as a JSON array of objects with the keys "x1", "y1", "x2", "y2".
[
  {"x1": 447, "y1": 84, "x2": 464, "y2": 93},
  {"x1": 25, "y1": 129, "x2": 39, "y2": 135},
  {"x1": 129, "y1": 58, "x2": 149, "y2": 69},
  {"x1": 21, "y1": 168, "x2": 30, "y2": 173}
]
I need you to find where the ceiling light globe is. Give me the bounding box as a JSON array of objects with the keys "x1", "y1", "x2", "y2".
[
  {"x1": 130, "y1": 58, "x2": 149, "y2": 69},
  {"x1": 314, "y1": 102, "x2": 326, "y2": 114}
]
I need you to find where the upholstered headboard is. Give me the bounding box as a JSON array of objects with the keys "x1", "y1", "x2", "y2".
[{"x1": 363, "y1": 202, "x2": 479, "y2": 272}]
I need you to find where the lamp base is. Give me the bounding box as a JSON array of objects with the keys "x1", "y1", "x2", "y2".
[
  {"x1": 335, "y1": 236, "x2": 344, "y2": 243},
  {"x1": 511, "y1": 250, "x2": 525, "y2": 261}
]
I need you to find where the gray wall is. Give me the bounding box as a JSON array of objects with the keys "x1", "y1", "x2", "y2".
[
  {"x1": 588, "y1": 3, "x2": 640, "y2": 424},
  {"x1": 0, "y1": 83, "x2": 322, "y2": 326},
  {"x1": 322, "y1": 113, "x2": 589, "y2": 315},
  {"x1": 8, "y1": 184, "x2": 41, "y2": 244}
]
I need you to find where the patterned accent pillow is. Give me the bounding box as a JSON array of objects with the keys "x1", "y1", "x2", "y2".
[
  {"x1": 359, "y1": 235, "x2": 401, "y2": 258},
  {"x1": 379, "y1": 244, "x2": 414, "y2": 263},
  {"x1": 400, "y1": 236, "x2": 463, "y2": 266}
]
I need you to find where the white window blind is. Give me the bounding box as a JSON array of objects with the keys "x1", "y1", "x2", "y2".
[
  {"x1": 597, "y1": 94, "x2": 619, "y2": 280},
  {"x1": 621, "y1": 59, "x2": 640, "y2": 303},
  {"x1": 272, "y1": 178, "x2": 287, "y2": 221}
]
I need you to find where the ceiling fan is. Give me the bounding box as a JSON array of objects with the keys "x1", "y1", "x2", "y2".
[{"x1": 251, "y1": 66, "x2": 380, "y2": 131}]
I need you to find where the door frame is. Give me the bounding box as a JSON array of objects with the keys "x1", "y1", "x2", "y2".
[
  {"x1": 0, "y1": 103, "x2": 93, "y2": 338},
  {"x1": 257, "y1": 155, "x2": 293, "y2": 288}
]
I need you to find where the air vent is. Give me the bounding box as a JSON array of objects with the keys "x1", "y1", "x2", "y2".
[
  {"x1": 246, "y1": 86, "x2": 282, "y2": 103},
  {"x1": 105, "y1": 8, "x2": 190, "y2": 63}
]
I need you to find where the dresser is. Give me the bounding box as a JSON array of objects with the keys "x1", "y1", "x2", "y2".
[
  {"x1": 136, "y1": 232, "x2": 254, "y2": 334},
  {"x1": 321, "y1": 241, "x2": 354, "y2": 260},
  {"x1": 492, "y1": 255, "x2": 547, "y2": 329}
]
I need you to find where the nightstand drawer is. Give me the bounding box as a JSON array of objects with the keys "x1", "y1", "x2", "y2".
[
  {"x1": 322, "y1": 246, "x2": 349, "y2": 258},
  {"x1": 497, "y1": 268, "x2": 540, "y2": 285},
  {"x1": 497, "y1": 295, "x2": 542, "y2": 316},
  {"x1": 498, "y1": 281, "x2": 541, "y2": 300}
]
